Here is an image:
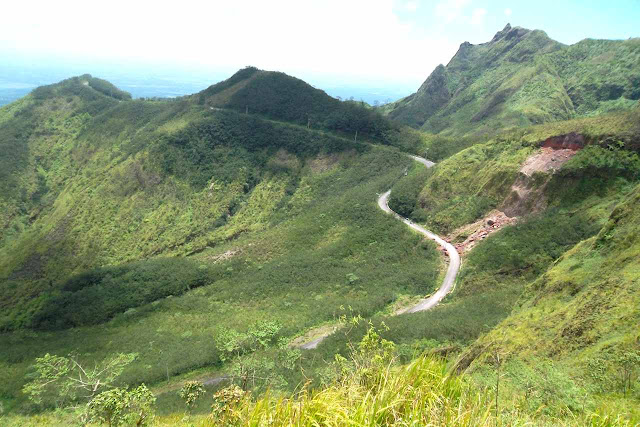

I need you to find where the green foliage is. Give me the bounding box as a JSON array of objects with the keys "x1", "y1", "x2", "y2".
[
  {"x1": 616, "y1": 351, "x2": 640, "y2": 396},
  {"x1": 462, "y1": 208, "x2": 600, "y2": 280},
  {"x1": 195, "y1": 67, "x2": 422, "y2": 151},
  {"x1": 151, "y1": 109, "x2": 363, "y2": 188},
  {"x1": 461, "y1": 183, "x2": 640, "y2": 422},
  {"x1": 87, "y1": 384, "x2": 155, "y2": 427},
  {"x1": 558, "y1": 145, "x2": 640, "y2": 180},
  {"x1": 212, "y1": 320, "x2": 300, "y2": 392},
  {"x1": 85, "y1": 75, "x2": 132, "y2": 101},
  {"x1": 178, "y1": 381, "x2": 205, "y2": 410},
  {"x1": 411, "y1": 139, "x2": 532, "y2": 233},
  {"x1": 388, "y1": 163, "x2": 432, "y2": 217},
  {"x1": 3, "y1": 60, "x2": 639, "y2": 425},
  {"x1": 197, "y1": 66, "x2": 259, "y2": 102},
  {"x1": 333, "y1": 322, "x2": 396, "y2": 387},
  {"x1": 22, "y1": 353, "x2": 136, "y2": 407},
  {"x1": 210, "y1": 384, "x2": 248, "y2": 424},
  {"x1": 345, "y1": 273, "x2": 360, "y2": 285},
  {"x1": 214, "y1": 320, "x2": 282, "y2": 363},
  {"x1": 29, "y1": 258, "x2": 216, "y2": 330},
  {"x1": 421, "y1": 134, "x2": 481, "y2": 161}
]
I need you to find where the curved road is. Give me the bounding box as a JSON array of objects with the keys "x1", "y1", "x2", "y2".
[{"x1": 300, "y1": 155, "x2": 461, "y2": 349}]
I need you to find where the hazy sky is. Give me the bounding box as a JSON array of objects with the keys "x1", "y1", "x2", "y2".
[{"x1": 2, "y1": 0, "x2": 639, "y2": 88}]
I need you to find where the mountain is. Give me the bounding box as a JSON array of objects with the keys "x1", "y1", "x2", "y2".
[
  {"x1": 384, "y1": 24, "x2": 640, "y2": 137},
  {"x1": 1, "y1": 30, "x2": 640, "y2": 425},
  {"x1": 0, "y1": 72, "x2": 447, "y2": 418},
  {"x1": 193, "y1": 66, "x2": 421, "y2": 150},
  {"x1": 0, "y1": 71, "x2": 424, "y2": 330}
]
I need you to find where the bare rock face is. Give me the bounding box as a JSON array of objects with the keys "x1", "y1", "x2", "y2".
[{"x1": 541, "y1": 132, "x2": 586, "y2": 150}]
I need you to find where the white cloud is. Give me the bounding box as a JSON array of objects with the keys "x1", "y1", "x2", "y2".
[
  {"x1": 434, "y1": 0, "x2": 472, "y2": 24},
  {"x1": 504, "y1": 8, "x2": 513, "y2": 16},
  {"x1": 471, "y1": 7, "x2": 487, "y2": 26},
  {"x1": 406, "y1": 1, "x2": 419, "y2": 12},
  {"x1": 0, "y1": 0, "x2": 459, "y2": 86}
]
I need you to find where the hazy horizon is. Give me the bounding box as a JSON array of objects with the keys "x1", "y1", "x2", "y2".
[{"x1": 2, "y1": 0, "x2": 640, "y2": 105}]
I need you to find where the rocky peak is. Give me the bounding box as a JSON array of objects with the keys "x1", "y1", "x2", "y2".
[
  {"x1": 490, "y1": 23, "x2": 531, "y2": 44},
  {"x1": 491, "y1": 23, "x2": 512, "y2": 42}
]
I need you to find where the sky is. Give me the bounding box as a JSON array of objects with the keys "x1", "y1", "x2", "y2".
[{"x1": 1, "y1": 0, "x2": 640, "y2": 90}]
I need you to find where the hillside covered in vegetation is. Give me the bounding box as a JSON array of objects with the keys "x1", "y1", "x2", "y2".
[
  {"x1": 194, "y1": 66, "x2": 422, "y2": 151},
  {"x1": 384, "y1": 24, "x2": 640, "y2": 137},
  {"x1": 1, "y1": 26, "x2": 640, "y2": 426}
]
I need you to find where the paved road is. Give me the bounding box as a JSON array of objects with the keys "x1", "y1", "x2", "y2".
[
  {"x1": 378, "y1": 189, "x2": 460, "y2": 313},
  {"x1": 408, "y1": 155, "x2": 435, "y2": 168},
  {"x1": 300, "y1": 155, "x2": 460, "y2": 349}
]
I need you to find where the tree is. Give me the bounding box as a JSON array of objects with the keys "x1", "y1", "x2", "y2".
[
  {"x1": 213, "y1": 320, "x2": 300, "y2": 391},
  {"x1": 617, "y1": 351, "x2": 640, "y2": 396},
  {"x1": 179, "y1": 381, "x2": 206, "y2": 411},
  {"x1": 22, "y1": 353, "x2": 137, "y2": 407},
  {"x1": 333, "y1": 321, "x2": 395, "y2": 387},
  {"x1": 87, "y1": 384, "x2": 155, "y2": 426},
  {"x1": 210, "y1": 384, "x2": 248, "y2": 424}
]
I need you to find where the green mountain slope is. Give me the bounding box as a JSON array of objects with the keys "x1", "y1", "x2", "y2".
[
  {"x1": 0, "y1": 74, "x2": 447, "y2": 415},
  {"x1": 456, "y1": 181, "x2": 640, "y2": 420},
  {"x1": 1, "y1": 37, "x2": 640, "y2": 424},
  {"x1": 195, "y1": 66, "x2": 422, "y2": 150},
  {"x1": 384, "y1": 24, "x2": 640, "y2": 137},
  {"x1": 0, "y1": 73, "x2": 425, "y2": 331}
]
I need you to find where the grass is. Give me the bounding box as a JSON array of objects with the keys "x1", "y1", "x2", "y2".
[
  {"x1": 2, "y1": 66, "x2": 640, "y2": 424},
  {"x1": 2, "y1": 353, "x2": 636, "y2": 426},
  {"x1": 0, "y1": 141, "x2": 444, "y2": 414}
]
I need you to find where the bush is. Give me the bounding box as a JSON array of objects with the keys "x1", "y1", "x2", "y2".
[{"x1": 87, "y1": 384, "x2": 155, "y2": 426}]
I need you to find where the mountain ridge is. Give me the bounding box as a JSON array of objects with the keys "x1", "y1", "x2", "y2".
[
  {"x1": 1, "y1": 26, "x2": 639, "y2": 424},
  {"x1": 383, "y1": 24, "x2": 640, "y2": 137}
]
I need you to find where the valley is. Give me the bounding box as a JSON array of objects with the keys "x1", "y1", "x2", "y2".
[{"x1": 0, "y1": 23, "x2": 639, "y2": 426}]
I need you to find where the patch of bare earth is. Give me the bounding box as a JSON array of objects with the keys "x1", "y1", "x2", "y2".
[
  {"x1": 446, "y1": 210, "x2": 518, "y2": 255},
  {"x1": 307, "y1": 153, "x2": 340, "y2": 174},
  {"x1": 503, "y1": 147, "x2": 578, "y2": 217},
  {"x1": 447, "y1": 146, "x2": 580, "y2": 255},
  {"x1": 520, "y1": 147, "x2": 577, "y2": 175},
  {"x1": 204, "y1": 249, "x2": 240, "y2": 264}
]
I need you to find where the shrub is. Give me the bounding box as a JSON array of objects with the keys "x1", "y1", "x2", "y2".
[
  {"x1": 87, "y1": 384, "x2": 155, "y2": 426},
  {"x1": 179, "y1": 381, "x2": 206, "y2": 410}
]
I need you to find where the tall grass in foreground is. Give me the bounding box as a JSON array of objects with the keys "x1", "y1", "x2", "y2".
[
  {"x1": 242, "y1": 357, "x2": 490, "y2": 426},
  {"x1": 2, "y1": 354, "x2": 634, "y2": 426},
  {"x1": 152, "y1": 354, "x2": 638, "y2": 426},
  {"x1": 153, "y1": 356, "x2": 492, "y2": 426}
]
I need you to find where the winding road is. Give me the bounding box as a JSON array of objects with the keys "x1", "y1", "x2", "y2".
[{"x1": 300, "y1": 155, "x2": 461, "y2": 349}]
